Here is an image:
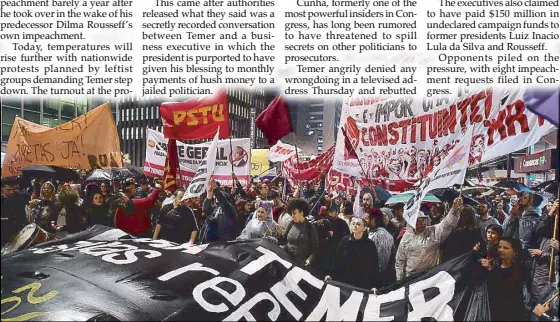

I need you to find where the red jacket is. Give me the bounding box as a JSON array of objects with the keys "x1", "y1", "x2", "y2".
[{"x1": 115, "y1": 189, "x2": 159, "y2": 236}]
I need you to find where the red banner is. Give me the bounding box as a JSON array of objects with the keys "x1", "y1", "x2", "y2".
[
  {"x1": 160, "y1": 91, "x2": 230, "y2": 140},
  {"x1": 162, "y1": 139, "x2": 179, "y2": 192},
  {"x1": 282, "y1": 146, "x2": 416, "y2": 194}
]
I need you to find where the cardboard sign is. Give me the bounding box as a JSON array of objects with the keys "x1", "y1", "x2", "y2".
[{"x1": 2, "y1": 104, "x2": 123, "y2": 177}]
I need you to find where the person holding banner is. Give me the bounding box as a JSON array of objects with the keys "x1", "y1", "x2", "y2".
[
  {"x1": 153, "y1": 189, "x2": 198, "y2": 245},
  {"x1": 395, "y1": 196, "x2": 463, "y2": 281},
  {"x1": 200, "y1": 179, "x2": 236, "y2": 243}
]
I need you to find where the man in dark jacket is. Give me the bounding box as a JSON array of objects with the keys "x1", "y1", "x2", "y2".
[
  {"x1": 201, "y1": 179, "x2": 236, "y2": 242},
  {"x1": 326, "y1": 217, "x2": 380, "y2": 290},
  {"x1": 1, "y1": 178, "x2": 29, "y2": 247},
  {"x1": 519, "y1": 192, "x2": 543, "y2": 250}
]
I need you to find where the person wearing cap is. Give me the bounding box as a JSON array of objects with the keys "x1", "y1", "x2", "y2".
[{"x1": 395, "y1": 196, "x2": 463, "y2": 281}]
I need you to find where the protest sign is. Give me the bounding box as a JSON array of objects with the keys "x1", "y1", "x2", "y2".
[
  {"x1": 183, "y1": 129, "x2": 219, "y2": 199},
  {"x1": 268, "y1": 140, "x2": 298, "y2": 163},
  {"x1": 250, "y1": 149, "x2": 273, "y2": 176},
  {"x1": 1, "y1": 104, "x2": 122, "y2": 177},
  {"x1": 333, "y1": 88, "x2": 556, "y2": 179},
  {"x1": 403, "y1": 127, "x2": 473, "y2": 227},
  {"x1": 144, "y1": 129, "x2": 251, "y2": 187},
  {"x1": 2, "y1": 225, "x2": 490, "y2": 321},
  {"x1": 160, "y1": 91, "x2": 231, "y2": 140}
]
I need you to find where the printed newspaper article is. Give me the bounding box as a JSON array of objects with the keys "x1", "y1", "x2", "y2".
[
  {"x1": 1, "y1": 1, "x2": 559, "y2": 322},
  {"x1": 0, "y1": 0, "x2": 558, "y2": 98}
]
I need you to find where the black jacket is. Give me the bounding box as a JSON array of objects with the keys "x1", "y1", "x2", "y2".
[
  {"x1": 329, "y1": 234, "x2": 380, "y2": 290},
  {"x1": 1, "y1": 193, "x2": 29, "y2": 246},
  {"x1": 440, "y1": 228, "x2": 483, "y2": 263}
]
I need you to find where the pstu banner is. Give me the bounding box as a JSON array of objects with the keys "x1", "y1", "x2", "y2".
[
  {"x1": 2, "y1": 104, "x2": 123, "y2": 177},
  {"x1": 333, "y1": 88, "x2": 557, "y2": 179},
  {"x1": 144, "y1": 129, "x2": 251, "y2": 186},
  {"x1": 160, "y1": 91, "x2": 231, "y2": 140},
  {"x1": 1, "y1": 226, "x2": 490, "y2": 321}
]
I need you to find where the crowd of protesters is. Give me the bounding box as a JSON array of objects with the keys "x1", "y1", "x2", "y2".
[{"x1": 1, "y1": 172, "x2": 559, "y2": 321}]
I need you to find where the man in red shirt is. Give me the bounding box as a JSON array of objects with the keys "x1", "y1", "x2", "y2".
[{"x1": 114, "y1": 181, "x2": 161, "y2": 237}]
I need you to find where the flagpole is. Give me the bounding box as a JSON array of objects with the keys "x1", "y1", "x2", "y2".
[
  {"x1": 292, "y1": 132, "x2": 303, "y2": 189},
  {"x1": 228, "y1": 107, "x2": 235, "y2": 185},
  {"x1": 549, "y1": 190, "x2": 559, "y2": 282},
  {"x1": 340, "y1": 127, "x2": 374, "y2": 188},
  {"x1": 175, "y1": 140, "x2": 182, "y2": 189}
]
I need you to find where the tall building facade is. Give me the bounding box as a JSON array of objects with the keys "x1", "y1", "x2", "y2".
[{"x1": 1, "y1": 96, "x2": 114, "y2": 151}]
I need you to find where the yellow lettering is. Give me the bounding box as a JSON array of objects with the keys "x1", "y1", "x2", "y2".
[
  {"x1": 13, "y1": 282, "x2": 59, "y2": 304},
  {"x1": 212, "y1": 104, "x2": 225, "y2": 122},
  {"x1": 173, "y1": 111, "x2": 187, "y2": 125},
  {"x1": 199, "y1": 106, "x2": 213, "y2": 125},
  {"x1": 0, "y1": 280, "x2": 58, "y2": 321},
  {"x1": 186, "y1": 110, "x2": 198, "y2": 126},
  {"x1": 1, "y1": 296, "x2": 22, "y2": 316}
]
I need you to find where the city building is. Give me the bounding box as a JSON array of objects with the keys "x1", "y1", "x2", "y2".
[
  {"x1": 282, "y1": 97, "x2": 338, "y2": 155},
  {"x1": 116, "y1": 88, "x2": 272, "y2": 167}
]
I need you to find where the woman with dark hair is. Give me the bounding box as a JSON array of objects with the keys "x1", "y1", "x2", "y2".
[
  {"x1": 279, "y1": 198, "x2": 319, "y2": 267},
  {"x1": 480, "y1": 237, "x2": 528, "y2": 321},
  {"x1": 479, "y1": 224, "x2": 504, "y2": 261},
  {"x1": 55, "y1": 184, "x2": 88, "y2": 235},
  {"x1": 440, "y1": 205, "x2": 483, "y2": 263},
  {"x1": 338, "y1": 200, "x2": 354, "y2": 229},
  {"x1": 83, "y1": 185, "x2": 112, "y2": 227}
]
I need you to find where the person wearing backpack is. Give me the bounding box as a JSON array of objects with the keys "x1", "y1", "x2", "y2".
[{"x1": 280, "y1": 198, "x2": 319, "y2": 268}]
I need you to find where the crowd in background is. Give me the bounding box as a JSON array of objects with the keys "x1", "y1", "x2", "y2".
[{"x1": 1, "y1": 172, "x2": 559, "y2": 321}]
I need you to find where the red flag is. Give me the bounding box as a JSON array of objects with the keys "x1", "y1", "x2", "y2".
[
  {"x1": 342, "y1": 117, "x2": 359, "y2": 160},
  {"x1": 255, "y1": 96, "x2": 293, "y2": 146},
  {"x1": 160, "y1": 90, "x2": 230, "y2": 140},
  {"x1": 163, "y1": 139, "x2": 179, "y2": 193}
]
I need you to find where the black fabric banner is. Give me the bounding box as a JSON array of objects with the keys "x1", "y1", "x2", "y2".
[{"x1": 1, "y1": 225, "x2": 490, "y2": 321}]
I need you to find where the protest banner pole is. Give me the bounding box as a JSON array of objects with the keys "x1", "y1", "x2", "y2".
[
  {"x1": 544, "y1": 291, "x2": 559, "y2": 306},
  {"x1": 228, "y1": 112, "x2": 235, "y2": 185},
  {"x1": 175, "y1": 141, "x2": 182, "y2": 189},
  {"x1": 549, "y1": 190, "x2": 559, "y2": 282},
  {"x1": 292, "y1": 132, "x2": 303, "y2": 189},
  {"x1": 340, "y1": 127, "x2": 373, "y2": 188}
]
